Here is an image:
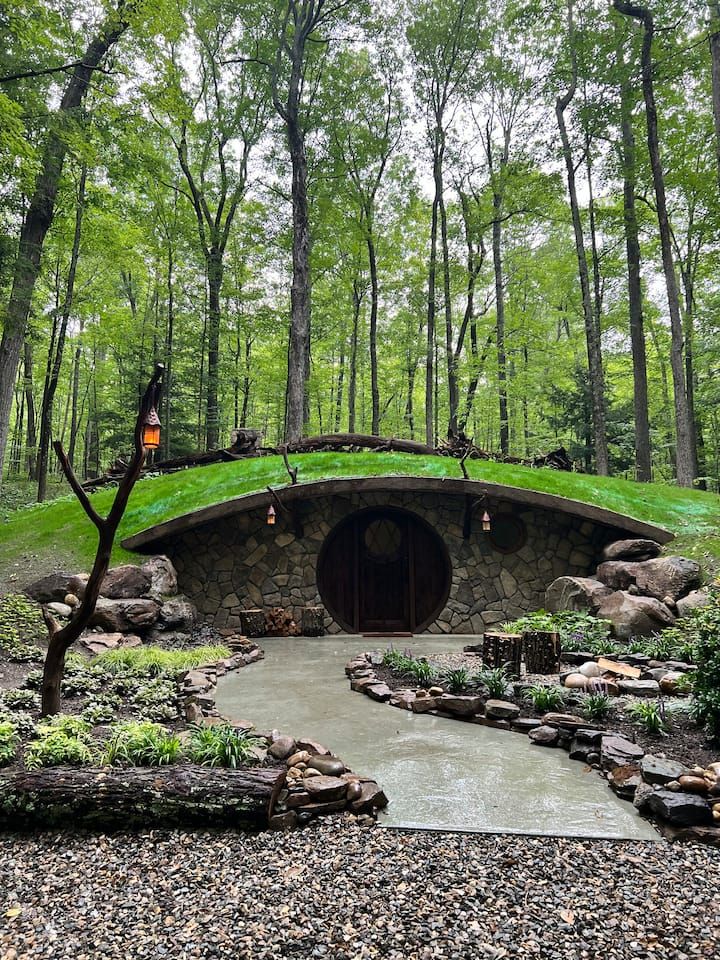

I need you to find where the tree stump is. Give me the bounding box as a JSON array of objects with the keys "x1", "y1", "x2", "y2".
[
  {"x1": 240, "y1": 609, "x2": 265, "y2": 638},
  {"x1": 523, "y1": 630, "x2": 560, "y2": 675},
  {"x1": 301, "y1": 606, "x2": 325, "y2": 636},
  {"x1": 482, "y1": 632, "x2": 522, "y2": 678},
  {"x1": 0, "y1": 765, "x2": 285, "y2": 829}
]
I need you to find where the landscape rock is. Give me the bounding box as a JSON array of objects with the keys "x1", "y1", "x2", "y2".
[
  {"x1": 100, "y1": 565, "x2": 151, "y2": 600},
  {"x1": 307, "y1": 756, "x2": 346, "y2": 777},
  {"x1": 89, "y1": 598, "x2": 160, "y2": 633},
  {"x1": 595, "y1": 560, "x2": 641, "y2": 591},
  {"x1": 64, "y1": 593, "x2": 79, "y2": 608},
  {"x1": 617, "y1": 679, "x2": 661, "y2": 697},
  {"x1": 303, "y1": 776, "x2": 348, "y2": 803},
  {"x1": 596, "y1": 591, "x2": 675, "y2": 639},
  {"x1": 268, "y1": 736, "x2": 296, "y2": 760},
  {"x1": 364, "y1": 682, "x2": 393, "y2": 703},
  {"x1": 659, "y1": 672, "x2": 685, "y2": 695},
  {"x1": 608, "y1": 764, "x2": 642, "y2": 799},
  {"x1": 157, "y1": 597, "x2": 197, "y2": 631},
  {"x1": 485, "y1": 699, "x2": 520, "y2": 720},
  {"x1": 641, "y1": 755, "x2": 688, "y2": 785},
  {"x1": 295, "y1": 738, "x2": 331, "y2": 756},
  {"x1": 389, "y1": 690, "x2": 416, "y2": 710},
  {"x1": 24, "y1": 572, "x2": 71, "y2": 603},
  {"x1": 678, "y1": 775, "x2": 710, "y2": 794},
  {"x1": 563, "y1": 672, "x2": 591, "y2": 690},
  {"x1": 633, "y1": 557, "x2": 701, "y2": 602},
  {"x1": 578, "y1": 661, "x2": 602, "y2": 678},
  {"x1": 602, "y1": 539, "x2": 662, "y2": 562},
  {"x1": 411, "y1": 696, "x2": 438, "y2": 714},
  {"x1": 633, "y1": 781, "x2": 656, "y2": 812},
  {"x1": 79, "y1": 632, "x2": 142, "y2": 655},
  {"x1": 647, "y1": 790, "x2": 713, "y2": 826},
  {"x1": 437, "y1": 694, "x2": 483, "y2": 717},
  {"x1": 47, "y1": 601, "x2": 72, "y2": 618},
  {"x1": 349, "y1": 781, "x2": 388, "y2": 813},
  {"x1": 601, "y1": 735, "x2": 645, "y2": 771},
  {"x1": 675, "y1": 590, "x2": 710, "y2": 619},
  {"x1": 141, "y1": 555, "x2": 178, "y2": 599},
  {"x1": 544, "y1": 576, "x2": 612, "y2": 613},
  {"x1": 528, "y1": 725, "x2": 559, "y2": 746},
  {"x1": 67, "y1": 573, "x2": 89, "y2": 599}
]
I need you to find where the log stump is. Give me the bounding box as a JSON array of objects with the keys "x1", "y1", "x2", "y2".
[
  {"x1": 523, "y1": 630, "x2": 560, "y2": 675},
  {"x1": 301, "y1": 606, "x2": 325, "y2": 637},
  {"x1": 240, "y1": 608, "x2": 265, "y2": 638},
  {"x1": 0, "y1": 765, "x2": 286, "y2": 829},
  {"x1": 482, "y1": 632, "x2": 522, "y2": 678}
]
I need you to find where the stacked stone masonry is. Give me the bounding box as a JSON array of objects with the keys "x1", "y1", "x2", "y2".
[{"x1": 165, "y1": 491, "x2": 622, "y2": 634}]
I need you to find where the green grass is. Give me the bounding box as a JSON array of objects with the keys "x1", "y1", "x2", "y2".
[{"x1": 2, "y1": 452, "x2": 720, "y2": 582}]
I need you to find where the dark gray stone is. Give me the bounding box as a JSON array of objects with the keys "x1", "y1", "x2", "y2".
[
  {"x1": 601, "y1": 735, "x2": 645, "y2": 771},
  {"x1": 641, "y1": 755, "x2": 689, "y2": 785},
  {"x1": 602, "y1": 539, "x2": 662, "y2": 562},
  {"x1": 647, "y1": 790, "x2": 713, "y2": 826},
  {"x1": 100, "y1": 565, "x2": 151, "y2": 600},
  {"x1": 528, "y1": 725, "x2": 559, "y2": 746},
  {"x1": 24, "y1": 572, "x2": 72, "y2": 603}
]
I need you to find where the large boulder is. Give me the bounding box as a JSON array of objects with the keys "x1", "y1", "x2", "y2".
[
  {"x1": 633, "y1": 557, "x2": 701, "y2": 602},
  {"x1": 544, "y1": 576, "x2": 612, "y2": 614},
  {"x1": 100, "y1": 565, "x2": 151, "y2": 600},
  {"x1": 647, "y1": 790, "x2": 713, "y2": 826},
  {"x1": 157, "y1": 597, "x2": 197, "y2": 632},
  {"x1": 601, "y1": 539, "x2": 662, "y2": 562},
  {"x1": 89, "y1": 598, "x2": 160, "y2": 634},
  {"x1": 24, "y1": 572, "x2": 72, "y2": 603},
  {"x1": 141, "y1": 555, "x2": 178, "y2": 599},
  {"x1": 596, "y1": 591, "x2": 675, "y2": 639},
  {"x1": 675, "y1": 590, "x2": 710, "y2": 619},
  {"x1": 595, "y1": 561, "x2": 641, "y2": 591}
]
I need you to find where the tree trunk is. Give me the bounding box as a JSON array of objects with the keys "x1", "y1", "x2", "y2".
[
  {"x1": 425, "y1": 143, "x2": 442, "y2": 447},
  {"x1": 0, "y1": 766, "x2": 284, "y2": 829},
  {"x1": 439, "y1": 189, "x2": 456, "y2": 440},
  {"x1": 23, "y1": 342, "x2": 37, "y2": 479},
  {"x1": 709, "y1": 1, "x2": 720, "y2": 191},
  {"x1": 618, "y1": 42, "x2": 652, "y2": 481},
  {"x1": 492, "y1": 190, "x2": 510, "y2": 455},
  {"x1": 67, "y1": 329, "x2": 82, "y2": 470},
  {"x1": 163, "y1": 242, "x2": 174, "y2": 460},
  {"x1": 613, "y1": 1, "x2": 695, "y2": 486},
  {"x1": 37, "y1": 165, "x2": 86, "y2": 502},
  {"x1": 348, "y1": 277, "x2": 361, "y2": 433},
  {"x1": 205, "y1": 251, "x2": 223, "y2": 450},
  {"x1": 285, "y1": 119, "x2": 312, "y2": 443},
  {"x1": 367, "y1": 229, "x2": 380, "y2": 436},
  {"x1": 0, "y1": 9, "x2": 130, "y2": 488}
]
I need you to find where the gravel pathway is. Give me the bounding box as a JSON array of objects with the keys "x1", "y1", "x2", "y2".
[{"x1": 2, "y1": 820, "x2": 719, "y2": 960}]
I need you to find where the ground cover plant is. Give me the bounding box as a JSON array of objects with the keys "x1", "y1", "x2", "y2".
[{"x1": 0, "y1": 594, "x2": 46, "y2": 662}]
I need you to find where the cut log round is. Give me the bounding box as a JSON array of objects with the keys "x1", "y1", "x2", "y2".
[
  {"x1": 482, "y1": 632, "x2": 522, "y2": 678},
  {"x1": 240, "y1": 608, "x2": 266, "y2": 638},
  {"x1": 301, "y1": 606, "x2": 325, "y2": 637},
  {"x1": 0, "y1": 765, "x2": 285, "y2": 829},
  {"x1": 523, "y1": 630, "x2": 560, "y2": 675}
]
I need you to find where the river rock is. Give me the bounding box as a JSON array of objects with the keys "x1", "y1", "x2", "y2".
[
  {"x1": 528, "y1": 725, "x2": 559, "y2": 746},
  {"x1": 24, "y1": 572, "x2": 72, "y2": 603},
  {"x1": 89, "y1": 598, "x2": 160, "y2": 633},
  {"x1": 350, "y1": 781, "x2": 388, "y2": 813},
  {"x1": 617, "y1": 679, "x2": 661, "y2": 697},
  {"x1": 647, "y1": 790, "x2": 713, "y2": 826},
  {"x1": 601, "y1": 735, "x2": 645, "y2": 771},
  {"x1": 141, "y1": 555, "x2": 178, "y2": 599},
  {"x1": 602, "y1": 539, "x2": 662, "y2": 562},
  {"x1": 100, "y1": 565, "x2": 151, "y2": 599},
  {"x1": 47, "y1": 601, "x2": 72, "y2": 618},
  {"x1": 675, "y1": 590, "x2": 710, "y2": 619},
  {"x1": 544, "y1": 576, "x2": 612, "y2": 614},
  {"x1": 485, "y1": 699, "x2": 520, "y2": 720},
  {"x1": 308, "y1": 756, "x2": 346, "y2": 777},
  {"x1": 678, "y1": 775, "x2": 710, "y2": 794},
  {"x1": 633, "y1": 557, "x2": 701, "y2": 602},
  {"x1": 641, "y1": 755, "x2": 688, "y2": 785},
  {"x1": 268, "y1": 736, "x2": 296, "y2": 760},
  {"x1": 578, "y1": 661, "x2": 602, "y2": 678},
  {"x1": 564, "y1": 673, "x2": 590, "y2": 690},
  {"x1": 295, "y1": 738, "x2": 331, "y2": 756},
  {"x1": 437, "y1": 694, "x2": 483, "y2": 717},
  {"x1": 596, "y1": 591, "x2": 675, "y2": 639}
]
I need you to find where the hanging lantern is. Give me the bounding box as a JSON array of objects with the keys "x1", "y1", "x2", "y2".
[
  {"x1": 266, "y1": 504, "x2": 277, "y2": 526},
  {"x1": 142, "y1": 406, "x2": 161, "y2": 450},
  {"x1": 481, "y1": 509, "x2": 491, "y2": 533}
]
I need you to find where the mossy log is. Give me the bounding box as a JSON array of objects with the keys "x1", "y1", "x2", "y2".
[{"x1": 0, "y1": 765, "x2": 285, "y2": 829}]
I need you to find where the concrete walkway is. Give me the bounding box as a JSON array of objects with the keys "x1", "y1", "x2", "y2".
[{"x1": 216, "y1": 636, "x2": 659, "y2": 840}]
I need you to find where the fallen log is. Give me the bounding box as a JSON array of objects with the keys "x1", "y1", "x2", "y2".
[{"x1": 0, "y1": 765, "x2": 286, "y2": 829}]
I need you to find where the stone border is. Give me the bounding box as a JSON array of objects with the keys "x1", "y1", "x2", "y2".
[{"x1": 345, "y1": 652, "x2": 720, "y2": 845}]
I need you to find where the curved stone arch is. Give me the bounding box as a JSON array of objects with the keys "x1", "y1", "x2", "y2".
[{"x1": 121, "y1": 475, "x2": 673, "y2": 552}]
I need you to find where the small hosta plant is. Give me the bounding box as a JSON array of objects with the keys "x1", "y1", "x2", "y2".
[
  {"x1": 524, "y1": 684, "x2": 565, "y2": 712},
  {"x1": 0, "y1": 720, "x2": 19, "y2": 766}
]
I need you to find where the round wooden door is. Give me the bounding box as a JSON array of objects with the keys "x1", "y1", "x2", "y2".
[{"x1": 318, "y1": 507, "x2": 451, "y2": 633}]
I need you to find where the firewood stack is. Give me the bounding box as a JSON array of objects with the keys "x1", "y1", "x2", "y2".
[{"x1": 264, "y1": 607, "x2": 300, "y2": 637}]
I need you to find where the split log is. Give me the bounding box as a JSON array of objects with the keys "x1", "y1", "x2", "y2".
[
  {"x1": 0, "y1": 765, "x2": 285, "y2": 829},
  {"x1": 482, "y1": 632, "x2": 522, "y2": 678},
  {"x1": 301, "y1": 606, "x2": 325, "y2": 637},
  {"x1": 265, "y1": 607, "x2": 300, "y2": 637},
  {"x1": 240, "y1": 608, "x2": 266, "y2": 638},
  {"x1": 523, "y1": 630, "x2": 560, "y2": 675}
]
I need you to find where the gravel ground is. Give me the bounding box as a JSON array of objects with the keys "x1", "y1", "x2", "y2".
[{"x1": 2, "y1": 820, "x2": 719, "y2": 960}]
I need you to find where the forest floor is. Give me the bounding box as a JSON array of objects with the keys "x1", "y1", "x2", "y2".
[{"x1": 1, "y1": 453, "x2": 720, "y2": 594}]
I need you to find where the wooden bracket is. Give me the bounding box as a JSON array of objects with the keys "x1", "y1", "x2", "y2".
[{"x1": 267, "y1": 486, "x2": 304, "y2": 539}]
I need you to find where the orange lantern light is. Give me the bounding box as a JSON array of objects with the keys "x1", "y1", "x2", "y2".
[
  {"x1": 481, "y1": 510, "x2": 491, "y2": 533},
  {"x1": 266, "y1": 504, "x2": 277, "y2": 525},
  {"x1": 142, "y1": 407, "x2": 161, "y2": 449}
]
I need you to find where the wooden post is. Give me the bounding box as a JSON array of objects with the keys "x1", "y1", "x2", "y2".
[
  {"x1": 301, "y1": 606, "x2": 325, "y2": 636},
  {"x1": 523, "y1": 630, "x2": 560, "y2": 675},
  {"x1": 482, "y1": 632, "x2": 522, "y2": 678},
  {"x1": 240, "y1": 609, "x2": 265, "y2": 638}
]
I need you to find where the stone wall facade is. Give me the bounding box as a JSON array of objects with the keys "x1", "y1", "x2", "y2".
[{"x1": 164, "y1": 491, "x2": 617, "y2": 635}]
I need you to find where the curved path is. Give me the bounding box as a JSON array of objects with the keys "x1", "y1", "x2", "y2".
[{"x1": 216, "y1": 636, "x2": 659, "y2": 840}]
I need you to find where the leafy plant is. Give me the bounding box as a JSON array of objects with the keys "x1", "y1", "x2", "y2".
[
  {"x1": 476, "y1": 667, "x2": 510, "y2": 699},
  {"x1": 687, "y1": 591, "x2": 720, "y2": 741},
  {"x1": 404, "y1": 659, "x2": 438, "y2": 688},
  {"x1": 0, "y1": 594, "x2": 45, "y2": 662},
  {"x1": 628, "y1": 700, "x2": 669, "y2": 737},
  {"x1": 130, "y1": 678, "x2": 179, "y2": 721},
  {"x1": 524, "y1": 684, "x2": 565, "y2": 712},
  {"x1": 0, "y1": 710, "x2": 35, "y2": 739},
  {"x1": 24, "y1": 715, "x2": 94, "y2": 769},
  {"x1": 0, "y1": 688, "x2": 40, "y2": 712},
  {"x1": 582, "y1": 693, "x2": 613, "y2": 722},
  {"x1": 0, "y1": 720, "x2": 19, "y2": 766},
  {"x1": 441, "y1": 667, "x2": 472, "y2": 694},
  {"x1": 101, "y1": 722, "x2": 182, "y2": 766},
  {"x1": 95, "y1": 645, "x2": 231, "y2": 677},
  {"x1": 507, "y1": 609, "x2": 614, "y2": 655},
  {"x1": 187, "y1": 723, "x2": 262, "y2": 768}
]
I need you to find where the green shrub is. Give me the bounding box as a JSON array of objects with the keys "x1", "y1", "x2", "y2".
[
  {"x1": 95, "y1": 645, "x2": 231, "y2": 677},
  {"x1": 582, "y1": 693, "x2": 613, "y2": 722},
  {"x1": 628, "y1": 700, "x2": 668, "y2": 737},
  {"x1": 507, "y1": 609, "x2": 614, "y2": 656},
  {"x1": 440, "y1": 667, "x2": 472, "y2": 694},
  {"x1": 475, "y1": 667, "x2": 510, "y2": 699},
  {"x1": 404, "y1": 659, "x2": 438, "y2": 687},
  {"x1": 0, "y1": 720, "x2": 19, "y2": 766},
  {"x1": 0, "y1": 688, "x2": 40, "y2": 712},
  {"x1": 81, "y1": 695, "x2": 123, "y2": 726},
  {"x1": 0, "y1": 710, "x2": 35, "y2": 739},
  {"x1": 0, "y1": 594, "x2": 45, "y2": 662},
  {"x1": 102, "y1": 722, "x2": 182, "y2": 766},
  {"x1": 24, "y1": 715, "x2": 94, "y2": 769},
  {"x1": 524, "y1": 684, "x2": 565, "y2": 712},
  {"x1": 130, "y1": 678, "x2": 178, "y2": 721},
  {"x1": 187, "y1": 723, "x2": 262, "y2": 768}
]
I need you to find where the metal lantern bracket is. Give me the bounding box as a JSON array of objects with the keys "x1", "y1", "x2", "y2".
[
  {"x1": 462, "y1": 493, "x2": 492, "y2": 540},
  {"x1": 266, "y1": 486, "x2": 304, "y2": 539}
]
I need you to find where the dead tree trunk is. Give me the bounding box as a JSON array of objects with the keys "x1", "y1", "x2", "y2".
[{"x1": 0, "y1": 765, "x2": 284, "y2": 829}]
